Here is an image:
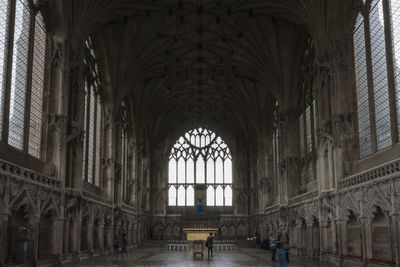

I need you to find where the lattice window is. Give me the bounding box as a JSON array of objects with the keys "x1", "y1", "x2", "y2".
[
  {"x1": 82, "y1": 37, "x2": 103, "y2": 186},
  {"x1": 8, "y1": 0, "x2": 31, "y2": 150},
  {"x1": 28, "y1": 13, "x2": 46, "y2": 157},
  {"x1": 354, "y1": 12, "x2": 372, "y2": 158},
  {"x1": 353, "y1": 0, "x2": 400, "y2": 157},
  {"x1": 370, "y1": 0, "x2": 392, "y2": 150},
  {"x1": 120, "y1": 104, "x2": 129, "y2": 200},
  {"x1": 168, "y1": 127, "x2": 232, "y2": 207},
  {"x1": 0, "y1": 0, "x2": 10, "y2": 134},
  {"x1": 272, "y1": 103, "x2": 280, "y2": 197},
  {"x1": 389, "y1": 0, "x2": 400, "y2": 139},
  {"x1": 0, "y1": 0, "x2": 47, "y2": 158},
  {"x1": 298, "y1": 38, "x2": 317, "y2": 190}
]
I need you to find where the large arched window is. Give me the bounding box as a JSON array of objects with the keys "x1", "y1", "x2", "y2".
[
  {"x1": 353, "y1": 0, "x2": 400, "y2": 158},
  {"x1": 298, "y1": 38, "x2": 317, "y2": 193},
  {"x1": 0, "y1": 0, "x2": 47, "y2": 158},
  {"x1": 82, "y1": 37, "x2": 103, "y2": 186},
  {"x1": 168, "y1": 127, "x2": 232, "y2": 207}
]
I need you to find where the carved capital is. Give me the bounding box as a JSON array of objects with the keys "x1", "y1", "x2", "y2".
[{"x1": 47, "y1": 113, "x2": 68, "y2": 133}]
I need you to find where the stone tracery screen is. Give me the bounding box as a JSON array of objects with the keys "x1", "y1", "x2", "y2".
[{"x1": 168, "y1": 128, "x2": 232, "y2": 207}]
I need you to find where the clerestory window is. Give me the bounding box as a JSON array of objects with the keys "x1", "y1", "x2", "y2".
[
  {"x1": 82, "y1": 37, "x2": 103, "y2": 186},
  {"x1": 353, "y1": 0, "x2": 400, "y2": 158},
  {"x1": 0, "y1": 0, "x2": 48, "y2": 158},
  {"x1": 168, "y1": 127, "x2": 232, "y2": 207}
]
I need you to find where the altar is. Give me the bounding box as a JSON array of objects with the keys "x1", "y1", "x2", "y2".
[{"x1": 183, "y1": 227, "x2": 218, "y2": 241}]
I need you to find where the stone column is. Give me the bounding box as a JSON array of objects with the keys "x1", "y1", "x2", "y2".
[
  {"x1": 28, "y1": 215, "x2": 40, "y2": 266},
  {"x1": 63, "y1": 218, "x2": 69, "y2": 254},
  {"x1": 0, "y1": 213, "x2": 9, "y2": 267},
  {"x1": 331, "y1": 219, "x2": 338, "y2": 256},
  {"x1": 87, "y1": 222, "x2": 94, "y2": 252},
  {"x1": 336, "y1": 219, "x2": 347, "y2": 257},
  {"x1": 295, "y1": 221, "x2": 303, "y2": 256},
  {"x1": 319, "y1": 220, "x2": 328, "y2": 256},
  {"x1": 306, "y1": 221, "x2": 314, "y2": 257},
  {"x1": 53, "y1": 217, "x2": 64, "y2": 255},
  {"x1": 390, "y1": 215, "x2": 400, "y2": 267},
  {"x1": 98, "y1": 222, "x2": 104, "y2": 250},
  {"x1": 72, "y1": 220, "x2": 81, "y2": 252},
  {"x1": 360, "y1": 216, "x2": 373, "y2": 261}
]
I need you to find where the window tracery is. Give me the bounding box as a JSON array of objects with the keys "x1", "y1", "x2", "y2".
[
  {"x1": 354, "y1": 0, "x2": 400, "y2": 158},
  {"x1": 82, "y1": 37, "x2": 103, "y2": 186},
  {"x1": 0, "y1": 0, "x2": 47, "y2": 158},
  {"x1": 298, "y1": 38, "x2": 317, "y2": 192},
  {"x1": 168, "y1": 127, "x2": 232, "y2": 207}
]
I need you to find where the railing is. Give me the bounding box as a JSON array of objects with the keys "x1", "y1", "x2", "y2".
[
  {"x1": 288, "y1": 190, "x2": 318, "y2": 205},
  {"x1": 0, "y1": 159, "x2": 60, "y2": 190},
  {"x1": 340, "y1": 158, "x2": 400, "y2": 189},
  {"x1": 82, "y1": 190, "x2": 112, "y2": 206}
]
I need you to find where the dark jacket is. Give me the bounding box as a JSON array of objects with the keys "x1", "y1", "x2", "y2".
[
  {"x1": 10, "y1": 232, "x2": 29, "y2": 264},
  {"x1": 206, "y1": 236, "x2": 214, "y2": 248}
]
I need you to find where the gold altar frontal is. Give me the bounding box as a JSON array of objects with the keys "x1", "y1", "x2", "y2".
[{"x1": 182, "y1": 228, "x2": 218, "y2": 241}]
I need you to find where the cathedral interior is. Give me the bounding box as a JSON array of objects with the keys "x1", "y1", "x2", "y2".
[{"x1": 0, "y1": 0, "x2": 400, "y2": 266}]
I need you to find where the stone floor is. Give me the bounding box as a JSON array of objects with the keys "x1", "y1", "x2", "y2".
[{"x1": 63, "y1": 244, "x2": 337, "y2": 266}]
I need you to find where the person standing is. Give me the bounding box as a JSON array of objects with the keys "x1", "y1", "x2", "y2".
[
  {"x1": 276, "y1": 230, "x2": 289, "y2": 267},
  {"x1": 269, "y1": 234, "x2": 277, "y2": 262},
  {"x1": 206, "y1": 233, "x2": 214, "y2": 257},
  {"x1": 10, "y1": 226, "x2": 30, "y2": 267}
]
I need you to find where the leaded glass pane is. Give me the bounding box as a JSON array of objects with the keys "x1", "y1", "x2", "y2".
[
  {"x1": 8, "y1": 0, "x2": 31, "y2": 150},
  {"x1": 186, "y1": 158, "x2": 194, "y2": 183},
  {"x1": 215, "y1": 186, "x2": 223, "y2": 206},
  {"x1": 82, "y1": 84, "x2": 88, "y2": 179},
  {"x1": 224, "y1": 158, "x2": 232, "y2": 183},
  {"x1": 168, "y1": 186, "x2": 176, "y2": 206},
  {"x1": 87, "y1": 89, "x2": 95, "y2": 183},
  {"x1": 206, "y1": 159, "x2": 214, "y2": 183},
  {"x1": 215, "y1": 157, "x2": 223, "y2": 183},
  {"x1": 177, "y1": 186, "x2": 185, "y2": 206},
  {"x1": 389, "y1": 0, "x2": 400, "y2": 138},
  {"x1": 168, "y1": 127, "x2": 232, "y2": 206},
  {"x1": 225, "y1": 186, "x2": 232, "y2": 206},
  {"x1": 95, "y1": 101, "x2": 101, "y2": 187},
  {"x1": 306, "y1": 106, "x2": 312, "y2": 153},
  {"x1": 186, "y1": 186, "x2": 194, "y2": 206},
  {"x1": 168, "y1": 159, "x2": 176, "y2": 183},
  {"x1": 370, "y1": 0, "x2": 392, "y2": 150},
  {"x1": 354, "y1": 12, "x2": 372, "y2": 158},
  {"x1": 28, "y1": 13, "x2": 46, "y2": 158},
  {"x1": 0, "y1": 0, "x2": 10, "y2": 135},
  {"x1": 196, "y1": 157, "x2": 205, "y2": 183},
  {"x1": 177, "y1": 158, "x2": 185, "y2": 183},
  {"x1": 299, "y1": 114, "x2": 304, "y2": 156},
  {"x1": 207, "y1": 186, "x2": 214, "y2": 206}
]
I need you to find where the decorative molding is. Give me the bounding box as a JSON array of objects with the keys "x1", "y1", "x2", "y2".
[
  {"x1": 340, "y1": 158, "x2": 400, "y2": 189},
  {"x1": 0, "y1": 159, "x2": 60, "y2": 190}
]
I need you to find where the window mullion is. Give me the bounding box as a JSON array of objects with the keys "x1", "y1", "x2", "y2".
[
  {"x1": 22, "y1": 10, "x2": 35, "y2": 152},
  {"x1": 383, "y1": 0, "x2": 400, "y2": 143},
  {"x1": 92, "y1": 94, "x2": 98, "y2": 185},
  {"x1": 1, "y1": 0, "x2": 17, "y2": 142}
]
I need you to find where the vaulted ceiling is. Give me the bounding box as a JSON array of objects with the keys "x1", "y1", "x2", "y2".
[{"x1": 54, "y1": 0, "x2": 356, "y2": 150}]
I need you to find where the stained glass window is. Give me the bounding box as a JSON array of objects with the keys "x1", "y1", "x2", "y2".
[{"x1": 168, "y1": 127, "x2": 232, "y2": 206}]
